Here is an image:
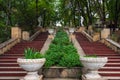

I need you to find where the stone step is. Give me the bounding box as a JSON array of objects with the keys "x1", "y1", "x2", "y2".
[
  {"x1": 0, "y1": 76, "x2": 23, "y2": 80},
  {"x1": 100, "y1": 73, "x2": 120, "y2": 77},
  {"x1": 96, "y1": 54, "x2": 119, "y2": 56},
  {"x1": 105, "y1": 63, "x2": 120, "y2": 67},
  {"x1": 2, "y1": 54, "x2": 24, "y2": 56},
  {"x1": 108, "y1": 59, "x2": 120, "y2": 61},
  {"x1": 0, "y1": 56, "x2": 23, "y2": 59},
  {"x1": 0, "y1": 71, "x2": 26, "y2": 73},
  {"x1": 107, "y1": 57, "x2": 120, "y2": 59},
  {"x1": 99, "y1": 67, "x2": 120, "y2": 72},
  {"x1": 0, "y1": 67, "x2": 24, "y2": 71},
  {"x1": 99, "y1": 71, "x2": 120, "y2": 74},
  {"x1": 0, "y1": 63, "x2": 19, "y2": 67},
  {"x1": 0, "y1": 73, "x2": 26, "y2": 77},
  {"x1": 0, "y1": 59, "x2": 17, "y2": 62},
  {"x1": 104, "y1": 77, "x2": 120, "y2": 80}
]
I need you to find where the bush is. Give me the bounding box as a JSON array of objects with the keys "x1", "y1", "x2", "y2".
[
  {"x1": 44, "y1": 29, "x2": 82, "y2": 68},
  {"x1": 59, "y1": 53, "x2": 82, "y2": 68}
]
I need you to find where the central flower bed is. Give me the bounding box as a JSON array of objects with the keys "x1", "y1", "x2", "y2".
[{"x1": 42, "y1": 28, "x2": 82, "y2": 78}]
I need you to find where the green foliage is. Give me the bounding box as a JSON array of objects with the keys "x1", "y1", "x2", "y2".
[
  {"x1": 0, "y1": 24, "x2": 11, "y2": 43},
  {"x1": 24, "y1": 48, "x2": 43, "y2": 59},
  {"x1": 59, "y1": 53, "x2": 81, "y2": 68},
  {"x1": 44, "y1": 29, "x2": 82, "y2": 68}
]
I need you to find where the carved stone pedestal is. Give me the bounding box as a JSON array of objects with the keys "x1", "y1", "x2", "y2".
[
  {"x1": 48, "y1": 35, "x2": 54, "y2": 39},
  {"x1": 70, "y1": 34, "x2": 75, "y2": 39},
  {"x1": 22, "y1": 31, "x2": 30, "y2": 40}
]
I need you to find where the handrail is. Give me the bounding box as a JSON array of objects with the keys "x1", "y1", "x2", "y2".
[
  {"x1": 106, "y1": 39, "x2": 120, "y2": 48},
  {"x1": 29, "y1": 30, "x2": 40, "y2": 41},
  {"x1": 82, "y1": 31, "x2": 93, "y2": 42},
  {"x1": 0, "y1": 39, "x2": 16, "y2": 48},
  {"x1": 0, "y1": 38, "x2": 20, "y2": 54},
  {"x1": 103, "y1": 39, "x2": 120, "y2": 52}
]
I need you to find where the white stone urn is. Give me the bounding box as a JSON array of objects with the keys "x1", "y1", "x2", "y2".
[
  {"x1": 80, "y1": 57, "x2": 108, "y2": 79},
  {"x1": 48, "y1": 29, "x2": 54, "y2": 35},
  {"x1": 69, "y1": 28, "x2": 75, "y2": 34},
  {"x1": 17, "y1": 58, "x2": 46, "y2": 80}
]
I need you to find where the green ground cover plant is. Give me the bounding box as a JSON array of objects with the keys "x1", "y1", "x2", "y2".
[{"x1": 44, "y1": 28, "x2": 82, "y2": 68}]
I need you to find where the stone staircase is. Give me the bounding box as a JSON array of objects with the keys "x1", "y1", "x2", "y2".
[
  {"x1": 0, "y1": 32, "x2": 48, "y2": 80},
  {"x1": 76, "y1": 32, "x2": 120, "y2": 80}
]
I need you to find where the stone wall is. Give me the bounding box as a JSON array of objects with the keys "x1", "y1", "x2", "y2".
[{"x1": 39, "y1": 67, "x2": 82, "y2": 79}]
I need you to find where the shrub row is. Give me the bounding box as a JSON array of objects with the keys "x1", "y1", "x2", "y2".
[{"x1": 44, "y1": 29, "x2": 82, "y2": 68}]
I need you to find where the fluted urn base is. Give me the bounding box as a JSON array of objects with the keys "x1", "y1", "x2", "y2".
[{"x1": 80, "y1": 57, "x2": 108, "y2": 79}]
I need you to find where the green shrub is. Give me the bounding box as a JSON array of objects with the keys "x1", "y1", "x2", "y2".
[
  {"x1": 45, "y1": 51, "x2": 64, "y2": 68},
  {"x1": 59, "y1": 53, "x2": 82, "y2": 68},
  {"x1": 44, "y1": 29, "x2": 82, "y2": 68},
  {"x1": 62, "y1": 44, "x2": 77, "y2": 54}
]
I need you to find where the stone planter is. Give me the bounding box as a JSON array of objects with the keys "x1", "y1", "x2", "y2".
[
  {"x1": 40, "y1": 66, "x2": 82, "y2": 79},
  {"x1": 17, "y1": 58, "x2": 46, "y2": 80},
  {"x1": 69, "y1": 28, "x2": 75, "y2": 34},
  {"x1": 80, "y1": 57, "x2": 108, "y2": 79},
  {"x1": 48, "y1": 29, "x2": 54, "y2": 35}
]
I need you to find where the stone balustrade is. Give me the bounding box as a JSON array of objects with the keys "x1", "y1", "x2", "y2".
[
  {"x1": 83, "y1": 31, "x2": 100, "y2": 42},
  {"x1": 101, "y1": 39, "x2": 120, "y2": 53},
  {"x1": 29, "y1": 30, "x2": 41, "y2": 41},
  {"x1": 101, "y1": 28, "x2": 110, "y2": 39},
  {"x1": 77, "y1": 26, "x2": 86, "y2": 32},
  {"x1": 11, "y1": 27, "x2": 22, "y2": 39},
  {"x1": 22, "y1": 31, "x2": 30, "y2": 41},
  {"x1": 0, "y1": 38, "x2": 20, "y2": 55},
  {"x1": 0, "y1": 27, "x2": 42, "y2": 55}
]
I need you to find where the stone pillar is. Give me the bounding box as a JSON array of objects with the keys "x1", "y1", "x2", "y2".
[
  {"x1": 93, "y1": 33, "x2": 100, "y2": 41},
  {"x1": 11, "y1": 27, "x2": 21, "y2": 39},
  {"x1": 22, "y1": 31, "x2": 30, "y2": 40},
  {"x1": 48, "y1": 35, "x2": 54, "y2": 40},
  {"x1": 101, "y1": 28, "x2": 110, "y2": 39},
  {"x1": 88, "y1": 25, "x2": 93, "y2": 35},
  {"x1": 77, "y1": 26, "x2": 85, "y2": 32}
]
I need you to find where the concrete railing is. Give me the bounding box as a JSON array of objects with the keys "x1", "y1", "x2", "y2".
[
  {"x1": 82, "y1": 31, "x2": 93, "y2": 42},
  {"x1": 0, "y1": 38, "x2": 20, "y2": 55},
  {"x1": 29, "y1": 30, "x2": 40, "y2": 41},
  {"x1": 101, "y1": 39, "x2": 120, "y2": 53},
  {"x1": 82, "y1": 31, "x2": 100, "y2": 42}
]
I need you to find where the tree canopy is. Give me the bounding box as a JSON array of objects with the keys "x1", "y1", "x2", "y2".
[{"x1": 0, "y1": 0, "x2": 120, "y2": 42}]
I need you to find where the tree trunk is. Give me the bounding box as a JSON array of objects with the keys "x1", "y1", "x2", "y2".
[
  {"x1": 36, "y1": 0, "x2": 38, "y2": 26},
  {"x1": 87, "y1": 0, "x2": 92, "y2": 25},
  {"x1": 114, "y1": 0, "x2": 118, "y2": 28},
  {"x1": 6, "y1": 0, "x2": 12, "y2": 26},
  {"x1": 102, "y1": 0, "x2": 106, "y2": 24}
]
